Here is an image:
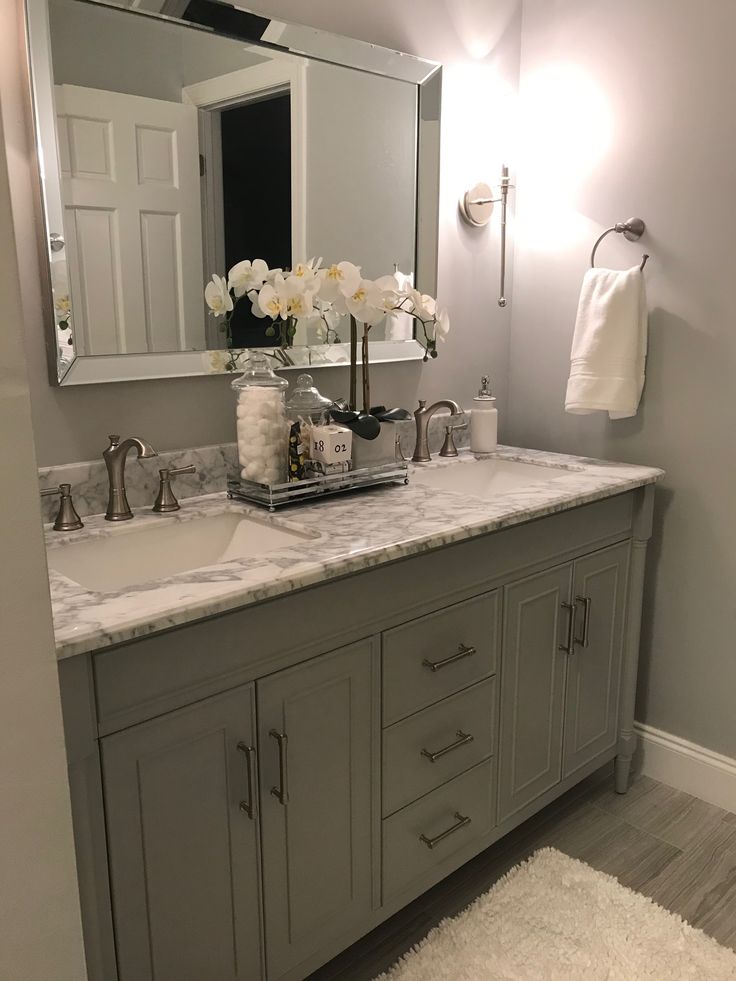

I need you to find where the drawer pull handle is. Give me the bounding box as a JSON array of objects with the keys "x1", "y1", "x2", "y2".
[
  {"x1": 422, "y1": 644, "x2": 476, "y2": 672},
  {"x1": 419, "y1": 811, "x2": 472, "y2": 849},
  {"x1": 575, "y1": 595, "x2": 592, "y2": 647},
  {"x1": 269, "y1": 730, "x2": 289, "y2": 805},
  {"x1": 421, "y1": 730, "x2": 474, "y2": 763},
  {"x1": 236, "y1": 742, "x2": 257, "y2": 820},
  {"x1": 559, "y1": 602, "x2": 576, "y2": 655}
]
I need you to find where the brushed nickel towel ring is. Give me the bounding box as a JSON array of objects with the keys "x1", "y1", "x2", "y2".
[{"x1": 591, "y1": 217, "x2": 649, "y2": 271}]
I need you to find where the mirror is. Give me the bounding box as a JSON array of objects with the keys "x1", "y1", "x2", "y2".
[{"x1": 25, "y1": 0, "x2": 441, "y2": 384}]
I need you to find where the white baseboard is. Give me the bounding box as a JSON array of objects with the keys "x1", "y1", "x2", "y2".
[{"x1": 634, "y1": 722, "x2": 736, "y2": 814}]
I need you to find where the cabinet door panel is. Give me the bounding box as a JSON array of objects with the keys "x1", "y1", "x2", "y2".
[
  {"x1": 258, "y1": 638, "x2": 377, "y2": 981},
  {"x1": 498, "y1": 564, "x2": 571, "y2": 824},
  {"x1": 563, "y1": 542, "x2": 629, "y2": 777},
  {"x1": 101, "y1": 685, "x2": 262, "y2": 981}
]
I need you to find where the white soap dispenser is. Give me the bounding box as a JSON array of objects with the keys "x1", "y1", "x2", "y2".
[{"x1": 470, "y1": 376, "x2": 498, "y2": 454}]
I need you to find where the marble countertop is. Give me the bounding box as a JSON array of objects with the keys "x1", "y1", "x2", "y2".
[{"x1": 46, "y1": 446, "x2": 663, "y2": 660}]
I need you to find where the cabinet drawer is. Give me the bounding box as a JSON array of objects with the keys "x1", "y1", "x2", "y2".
[
  {"x1": 382, "y1": 760, "x2": 495, "y2": 901},
  {"x1": 383, "y1": 678, "x2": 496, "y2": 816},
  {"x1": 382, "y1": 591, "x2": 498, "y2": 725}
]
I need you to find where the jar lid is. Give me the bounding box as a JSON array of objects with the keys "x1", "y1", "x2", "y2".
[
  {"x1": 474, "y1": 375, "x2": 495, "y2": 401},
  {"x1": 286, "y1": 372, "x2": 332, "y2": 412},
  {"x1": 231, "y1": 352, "x2": 288, "y2": 391}
]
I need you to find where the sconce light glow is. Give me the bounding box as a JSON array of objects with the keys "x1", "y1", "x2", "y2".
[
  {"x1": 516, "y1": 62, "x2": 613, "y2": 251},
  {"x1": 520, "y1": 62, "x2": 612, "y2": 197},
  {"x1": 441, "y1": 62, "x2": 517, "y2": 197}
]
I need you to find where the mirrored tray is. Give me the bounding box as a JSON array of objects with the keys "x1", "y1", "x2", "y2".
[{"x1": 227, "y1": 461, "x2": 409, "y2": 511}]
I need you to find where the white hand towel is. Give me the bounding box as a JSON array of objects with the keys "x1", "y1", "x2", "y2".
[{"x1": 565, "y1": 265, "x2": 648, "y2": 419}]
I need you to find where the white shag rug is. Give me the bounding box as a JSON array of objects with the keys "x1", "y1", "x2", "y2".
[{"x1": 377, "y1": 848, "x2": 736, "y2": 980}]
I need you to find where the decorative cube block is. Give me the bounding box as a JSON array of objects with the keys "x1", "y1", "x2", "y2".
[{"x1": 309, "y1": 425, "x2": 353, "y2": 466}]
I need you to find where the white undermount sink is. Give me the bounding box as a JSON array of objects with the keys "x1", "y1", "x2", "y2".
[
  {"x1": 412, "y1": 458, "x2": 572, "y2": 499},
  {"x1": 46, "y1": 511, "x2": 315, "y2": 593}
]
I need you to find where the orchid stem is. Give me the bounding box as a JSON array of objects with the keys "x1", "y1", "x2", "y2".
[
  {"x1": 361, "y1": 323, "x2": 370, "y2": 415},
  {"x1": 349, "y1": 315, "x2": 358, "y2": 411}
]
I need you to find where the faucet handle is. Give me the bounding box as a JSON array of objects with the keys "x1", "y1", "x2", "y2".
[
  {"x1": 152, "y1": 465, "x2": 196, "y2": 513},
  {"x1": 41, "y1": 482, "x2": 84, "y2": 531},
  {"x1": 446, "y1": 410, "x2": 468, "y2": 430}
]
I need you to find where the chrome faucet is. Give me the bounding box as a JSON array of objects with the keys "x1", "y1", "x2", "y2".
[
  {"x1": 412, "y1": 399, "x2": 466, "y2": 463},
  {"x1": 103, "y1": 435, "x2": 157, "y2": 521}
]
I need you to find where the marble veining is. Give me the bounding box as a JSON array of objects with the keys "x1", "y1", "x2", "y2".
[
  {"x1": 46, "y1": 445, "x2": 663, "y2": 660},
  {"x1": 38, "y1": 416, "x2": 467, "y2": 523}
]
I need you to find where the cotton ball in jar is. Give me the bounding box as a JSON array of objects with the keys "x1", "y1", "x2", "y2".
[{"x1": 245, "y1": 461, "x2": 265, "y2": 482}]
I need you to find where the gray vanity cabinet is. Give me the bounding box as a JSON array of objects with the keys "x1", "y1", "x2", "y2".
[
  {"x1": 497, "y1": 564, "x2": 572, "y2": 823},
  {"x1": 100, "y1": 640, "x2": 378, "y2": 981},
  {"x1": 101, "y1": 683, "x2": 264, "y2": 981},
  {"x1": 498, "y1": 542, "x2": 630, "y2": 824},
  {"x1": 61, "y1": 487, "x2": 655, "y2": 981},
  {"x1": 562, "y1": 542, "x2": 629, "y2": 778},
  {"x1": 257, "y1": 639, "x2": 378, "y2": 981}
]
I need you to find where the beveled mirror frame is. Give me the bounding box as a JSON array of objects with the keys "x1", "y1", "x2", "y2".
[{"x1": 23, "y1": 0, "x2": 442, "y2": 385}]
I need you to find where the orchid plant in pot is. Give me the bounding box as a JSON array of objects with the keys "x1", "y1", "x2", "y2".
[{"x1": 205, "y1": 256, "x2": 450, "y2": 460}]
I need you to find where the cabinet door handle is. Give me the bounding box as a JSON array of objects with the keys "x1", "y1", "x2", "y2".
[
  {"x1": 236, "y1": 742, "x2": 257, "y2": 820},
  {"x1": 559, "y1": 602, "x2": 576, "y2": 655},
  {"x1": 575, "y1": 595, "x2": 592, "y2": 647},
  {"x1": 421, "y1": 730, "x2": 474, "y2": 763},
  {"x1": 269, "y1": 730, "x2": 289, "y2": 805},
  {"x1": 419, "y1": 811, "x2": 471, "y2": 849},
  {"x1": 422, "y1": 644, "x2": 476, "y2": 672}
]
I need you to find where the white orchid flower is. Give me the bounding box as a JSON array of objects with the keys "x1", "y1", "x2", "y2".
[
  {"x1": 371, "y1": 274, "x2": 407, "y2": 317},
  {"x1": 228, "y1": 258, "x2": 269, "y2": 297},
  {"x1": 435, "y1": 308, "x2": 450, "y2": 341},
  {"x1": 408, "y1": 288, "x2": 437, "y2": 321},
  {"x1": 257, "y1": 273, "x2": 314, "y2": 321},
  {"x1": 292, "y1": 257, "x2": 323, "y2": 290},
  {"x1": 318, "y1": 261, "x2": 362, "y2": 303},
  {"x1": 345, "y1": 278, "x2": 388, "y2": 326},
  {"x1": 204, "y1": 274, "x2": 234, "y2": 317}
]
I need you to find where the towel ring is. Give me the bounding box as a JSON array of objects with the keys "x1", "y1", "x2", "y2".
[{"x1": 591, "y1": 217, "x2": 649, "y2": 271}]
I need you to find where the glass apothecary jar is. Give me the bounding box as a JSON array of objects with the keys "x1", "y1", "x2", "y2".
[
  {"x1": 232, "y1": 353, "x2": 289, "y2": 485},
  {"x1": 286, "y1": 373, "x2": 332, "y2": 426}
]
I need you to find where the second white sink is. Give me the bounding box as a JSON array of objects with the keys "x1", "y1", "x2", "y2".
[
  {"x1": 412, "y1": 458, "x2": 572, "y2": 499},
  {"x1": 47, "y1": 511, "x2": 316, "y2": 592}
]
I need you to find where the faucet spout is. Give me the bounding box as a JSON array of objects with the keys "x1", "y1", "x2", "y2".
[
  {"x1": 103, "y1": 434, "x2": 158, "y2": 521},
  {"x1": 412, "y1": 399, "x2": 465, "y2": 463}
]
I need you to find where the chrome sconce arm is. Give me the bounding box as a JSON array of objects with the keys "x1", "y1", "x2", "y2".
[{"x1": 459, "y1": 165, "x2": 514, "y2": 307}]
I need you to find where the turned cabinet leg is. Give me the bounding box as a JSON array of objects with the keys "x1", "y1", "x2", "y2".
[{"x1": 615, "y1": 484, "x2": 655, "y2": 796}]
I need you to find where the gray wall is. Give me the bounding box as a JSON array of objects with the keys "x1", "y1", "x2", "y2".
[
  {"x1": 0, "y1": 7, "x2": 87, "y2": 976},
  {"x1": 507, "y1": 0, "x2": 736, "y2": 757},
  {"x1": 16, "y1": 0, "x2": 521, "y2": 465}
]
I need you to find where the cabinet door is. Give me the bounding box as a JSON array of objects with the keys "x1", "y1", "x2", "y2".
[
  {"x1": 101, "y1": 685, "x2": 263, "y2": 981},
  {"x1": 258, "y1": 638, "x2": 378, "y2": 981},
  {"x1": 498, "y1": 564, "x2": 572, "y2": 824},
  {"x1": 563, "y1": 542, "x2": 629, "y2": 778}
]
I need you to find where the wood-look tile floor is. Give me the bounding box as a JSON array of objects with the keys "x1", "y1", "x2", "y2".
[{"x1": 307, "y1": 769, "x2": 736, "y2": 981}]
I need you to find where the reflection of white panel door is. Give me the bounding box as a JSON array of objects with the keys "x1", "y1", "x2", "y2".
[{"x1": 56, "y1": 84, "x2": 204, "y2": 355}]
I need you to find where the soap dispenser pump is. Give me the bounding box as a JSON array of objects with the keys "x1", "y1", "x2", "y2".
[{"x1": 470, "y1": 376, "x2": 498, "y2": 454}]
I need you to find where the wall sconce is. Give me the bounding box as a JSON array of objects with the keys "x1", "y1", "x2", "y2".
[{"x1": 459, "y1": 165, "x2": 513, "y2": 307}]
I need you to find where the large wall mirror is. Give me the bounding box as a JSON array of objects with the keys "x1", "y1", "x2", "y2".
[{"x1": 24, "y1": 0, "x2": 441, "y2": 384}]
